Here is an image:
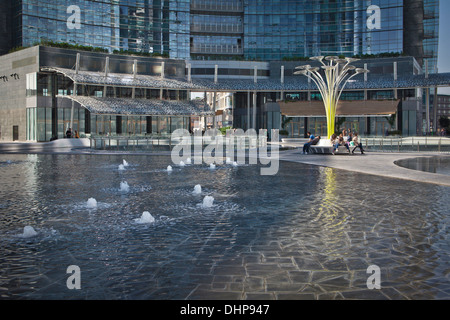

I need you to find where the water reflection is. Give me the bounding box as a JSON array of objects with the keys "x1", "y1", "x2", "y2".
[
  {"x1": 0, "y1": 154, "x2": 448, "y2": 299},
  {"x1": 312, "y1": 167, "x2": 351, "y2": 258}
]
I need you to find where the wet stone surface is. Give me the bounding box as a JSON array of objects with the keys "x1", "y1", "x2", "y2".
[{"x1": 0, "y1": 154, "x2": 449, "y2": 300}]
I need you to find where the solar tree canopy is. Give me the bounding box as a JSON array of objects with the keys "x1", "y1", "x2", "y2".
[
  {"x1": 62, "y1": 96, "x2": 214, "y2": 116},
  {"x1": 41, "y1": 67, "x2": 450, "y2": 92}
]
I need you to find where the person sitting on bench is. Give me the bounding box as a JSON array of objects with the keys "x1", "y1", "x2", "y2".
[
  {"x1": 331, "y1": 134, "x2": 339, "y2": 154},
  {"x1": 303, "y1": 134, "x2": 321, "y2": 154},
  {"x1": 333, "y1": 134, "x2": 350, "y2": 155},
  {"x1": 302, "y1": 132, "x2": 315, "y2": 154}
]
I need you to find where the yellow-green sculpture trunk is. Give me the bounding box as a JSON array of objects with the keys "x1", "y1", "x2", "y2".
[{"x1": 324, "y1": 98, "x2": 336, "y2": 139}]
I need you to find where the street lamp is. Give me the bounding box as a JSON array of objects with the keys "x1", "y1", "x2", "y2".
[{"x1": 294, "y1": 56, "x2": 369, "y2": 140}]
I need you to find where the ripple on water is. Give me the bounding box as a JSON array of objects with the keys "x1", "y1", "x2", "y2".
[{"x1": 0, "y1": 154, "x2": 448, "y2": 300}]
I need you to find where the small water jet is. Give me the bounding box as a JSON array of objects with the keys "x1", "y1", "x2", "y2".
[
  {"x1": 186, "y1": 158, "x2": 192, "y2": 164},
  {"x1": 119, "y1": 181, "x2": 130, "y2": 192},
  {"x1": 123, "y1": 159, "x2": 129, "y2": 167},
  {"x1": 202, "y1": 196, "x2": 214, "y2": 208},
  {"x1": 232, "y1": 161, "x2": 238, "y2": 167},
  {"x1": 209, "y1": 163, "x2": 216, "y2": 170},
  {"x1": 20, "y1": 226, "x2": 37, "y2": 238},
  {"x1": 179, "y1": 161, "x2": 185, "y2": 167},
  {"x1": 167, "y1": 165, "x2": 173, "y2": 172},
  {"x1": 193, "y1": 184, "x2": 202, "y2": 194},
  {"x1": 118, "y1": 164, "x2": 125, "y2": 171},
  {"x1": 134, "y1": 211, "x2": 155, "y2": 224},
  {"x1": 86, "y1": 198, "x2": 97, "y2": 208}
]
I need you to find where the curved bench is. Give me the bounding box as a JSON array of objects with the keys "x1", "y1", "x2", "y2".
[{"x1": 309, "y1": 139, "x2": 358, "y2": 155}]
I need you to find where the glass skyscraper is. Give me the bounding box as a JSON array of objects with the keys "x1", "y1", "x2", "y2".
[
  {"x1": 1, "y1": 0, "x2": 439, "y2": 71},
  {"x1": 243, "y1": 0, "x2": 404, "y2": 60},
  {"x1": 7, "y1": 0, "x2": 190, "y2": 59}
]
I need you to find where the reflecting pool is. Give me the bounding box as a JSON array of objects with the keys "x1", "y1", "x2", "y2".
[
  {"x1": 0, "y1": 154, "x2": 449, "y2": 300},
  {"x1": 395, "y1": 156, "x2": 450, "y2": 176}
]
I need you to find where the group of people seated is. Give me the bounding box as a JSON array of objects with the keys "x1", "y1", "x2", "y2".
[
  {"x1": 331, "y1": 129, "x2": 365, "y2": 155},
  {"x1": 65, "y1": 128, "x2": 80, "y2": 139},
  {"x1": 302, "y1": 129, "x2": 365, "y2": 155}
]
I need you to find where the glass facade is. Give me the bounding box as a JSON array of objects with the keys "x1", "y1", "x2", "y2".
[
  {"x1": 1, "y1": 0, "x2": 441, "y2": 141},
  {"x1": 25, "y1": 70, "x2": 193, "y2": 141},
  {"x1": 243, "y1": 0, "x2": 404, "y2": 61},
  {"x1": 422, "y1": 0, "x2": 439, "y2": 73},
  {"x1": 7, "y1": 0, "x2": 439, "y2": 68},
  {"x1": 14, "y1": 0, "x2": 190, "y2": 59},
  {"x1": 190, "y1": 0, "x2": 244, "y2": 59}
]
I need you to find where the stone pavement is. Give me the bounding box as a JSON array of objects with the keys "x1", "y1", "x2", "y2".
[{"x1": 275, "y1": 147, "x2": 450, "y2": 187}]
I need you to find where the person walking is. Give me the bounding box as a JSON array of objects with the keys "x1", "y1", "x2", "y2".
[{"x1": 352, "y1": 132, "x2": 365, "y2": 154}]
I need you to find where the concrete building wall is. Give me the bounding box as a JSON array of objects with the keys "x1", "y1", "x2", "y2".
[{"x1": 0, "y1": 47, "x2": 40, "y2": 141}]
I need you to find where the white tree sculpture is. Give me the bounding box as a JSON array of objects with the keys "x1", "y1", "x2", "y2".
[{"x1": 294, "y1": 56, "x2": 369, "y2": 139}]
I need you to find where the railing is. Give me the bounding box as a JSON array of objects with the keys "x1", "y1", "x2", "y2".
[
  {"x1": 191, "y1": 44, "x2": 243, "y2": 55},
  {"x1": 191, "y1": 0, "x2": 243, "y2": 12},
  {"x1": 191, "y1": 23, "x2": 243, "y2": 34},
  {"x1": 360, "y1": 136, "x2": 450, "y2": 153},
  {"x1": 89, "y1": 134, "x2": 268, "y2": 152}
]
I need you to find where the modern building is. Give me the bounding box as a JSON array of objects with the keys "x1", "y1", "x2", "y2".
[
  {"x1": 430, "y1": 94, "x2": 450, "y2": 130},
  {"x1": 206, "y1": 92, "x2": 234, "y2": 128},
  {"x1": 0, "y1": 0, "x2": 446, "y2": 141},
  {"x1": 1, "y1": 1, "x2": 439, "y2": 70},
  {"x1": 0, "y1": 46, "x2": 212, "y2": 142}
]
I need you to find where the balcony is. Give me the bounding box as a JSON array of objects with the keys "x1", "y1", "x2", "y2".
[
  {"x1": 191, "y1": 44, "x2": 243, "y2": 55},
  {"x1": 191, "y1": 0, "x2": 243, "y2": 13},
  {"x1": 191, "y1": 23, "x2": 243, "y2": 34}
]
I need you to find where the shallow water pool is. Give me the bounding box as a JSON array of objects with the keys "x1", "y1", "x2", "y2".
[{"x1": 0, "y1": 154, "x2": 449, "y2": 300}]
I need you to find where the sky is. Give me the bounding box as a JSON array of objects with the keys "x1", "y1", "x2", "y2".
[{"x1": 438, "y1": 0, "x2": 450, "y2": 94}]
